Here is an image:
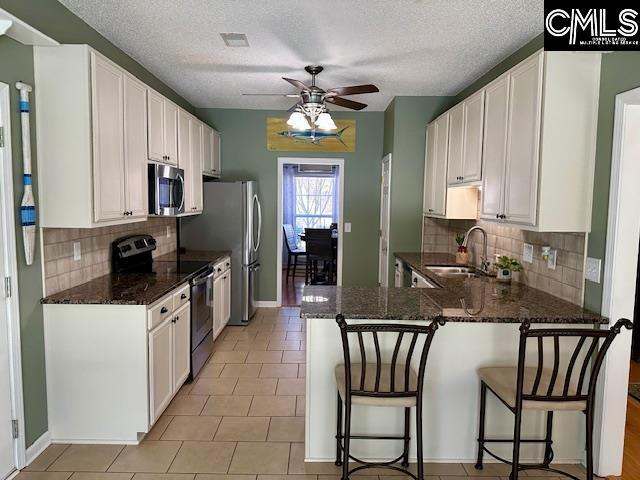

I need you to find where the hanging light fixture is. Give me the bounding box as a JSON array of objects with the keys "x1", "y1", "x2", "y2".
[
  {"x1": 287, "y1": 111, "x2": 311, "y2": 130},
  {"x1": 315, "y1": 112, "x2": 337, "y2": 130}
]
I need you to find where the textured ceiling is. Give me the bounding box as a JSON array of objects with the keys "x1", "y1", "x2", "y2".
[{"x1": 58, "y1": 0, "x2": 543, "y2": 111}]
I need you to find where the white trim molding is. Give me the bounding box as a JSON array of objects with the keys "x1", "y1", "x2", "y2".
[
  {"x1": 0, "y1": 82, "x2": 28, "y2": 471},
  {"x1": 276, "y1": 157, "x2": 345, "y2": 307},
  {"x1": 593, "y1": 86, "x2": 640, "y2": 476},
  {"x1": 25, "y1": 431, "x2": 51, "y2": 466}
]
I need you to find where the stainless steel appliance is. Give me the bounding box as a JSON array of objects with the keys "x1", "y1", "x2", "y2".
[
  {"x1": 180, "y1": 181, "x2": 262, "y2": 325},
  {"x1": 111, "y1": 234, "x2": 214, "y2": 378},
  {"x1": 189, "y1": 267, "x2": 214, "y2": 378},
  {"x1": 148, "y1": 163, "x2": 185, "y2": 216}
]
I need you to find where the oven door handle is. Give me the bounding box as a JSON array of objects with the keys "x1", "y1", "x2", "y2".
[{"x1": 192, "y1": 269, "x2": 214, "y2": 287}]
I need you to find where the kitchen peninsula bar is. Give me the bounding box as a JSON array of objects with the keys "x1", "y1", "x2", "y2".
[{"x1": 300, "y1": 254, "x2": 606, "y2": 464}]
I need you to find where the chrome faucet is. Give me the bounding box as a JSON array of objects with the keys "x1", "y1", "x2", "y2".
[{"x1": 462, "y1": 226, "x2": 490, "y2": 273}]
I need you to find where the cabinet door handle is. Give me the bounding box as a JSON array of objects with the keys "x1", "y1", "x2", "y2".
[
  {"x1": 160, "y1": 307, "x2": 168, "y2": 314},
  {"x1": 181, "y1": 293, "x2": 187, "y2": 299}
]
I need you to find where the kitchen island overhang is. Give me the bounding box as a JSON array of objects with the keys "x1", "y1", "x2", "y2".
[{"x1": 300, "y1": 283, "x2": 606, "y2": 465}]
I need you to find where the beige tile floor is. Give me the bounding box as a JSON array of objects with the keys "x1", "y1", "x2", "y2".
[{"x1": 21, "y1": 307, "x2": 590, "y2": 480}]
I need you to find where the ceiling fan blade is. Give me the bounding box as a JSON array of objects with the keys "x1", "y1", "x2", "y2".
[
  {"x1": 326, "y1": 96, "x2": 367, "y2": 111},
  {"x1": 326, "y1": 84, "x2": 379, "y2": 96},
  {"x1": 283, "y1": 77, "x2": 311, "y2": 91},
  {"x1": 242, "y1": 93, "x2": 300, "y2": 97}
]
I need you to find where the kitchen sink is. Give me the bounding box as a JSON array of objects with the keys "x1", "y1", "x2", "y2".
[{"x1": 425, "y1": 265, "x2": 485, "y2": 278}]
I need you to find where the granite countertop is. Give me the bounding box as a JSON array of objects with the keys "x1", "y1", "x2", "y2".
[
  {"x1": 300, "y1": 252, "x2": 606, "y2": 324},
  {"x1": 41, "y1": 250, "x2": 230, "y2": 306}
]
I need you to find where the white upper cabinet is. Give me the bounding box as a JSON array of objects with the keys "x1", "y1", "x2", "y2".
[
  {"x1": 202, "y1": 124, "x2": 221, "y2": 178},
  {"x1": 462, "y1": 89, "x2": 484, "y2": 183},
  {"x1": 480, "y1": 74, "x2": 510, "y2": 221},
  {"x1": 177, "y1": 108, "x2": 191, "y2": 208},
  {"x1": 423, "y1": 113, "x2": 448, "y2": 216},
  {"x1": 123, "y1": 74, "x2": 149, "y2": 219},
  {"x1": 188, "y1": 117, "x2": 204, "y2": 213},
  {"x1": 446, "y1": 103, "x2": 464, "y2": 185},
  {"x1": 446, "y1": 90, "x2": 485, "y2": 186},
  {"x1": 147, "y1": 89, "x2": 178, "y2": 165},
  {"x1": 480, "y1": 50, "x2": 601, "y2": 231},
  {"x1": 34, "y1": 45, "x2": 150, "y2": 228},
  {"x1": 90, "y1": 52, "x2": 126, "y2": 223}
]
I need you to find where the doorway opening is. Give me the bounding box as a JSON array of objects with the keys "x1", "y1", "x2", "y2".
[
  {"x1": 0, "y1": 82, "x2": 27, "y2": 477},
  {"x1": 276, "y1": 157, "x2": 344, "y2": 307}
]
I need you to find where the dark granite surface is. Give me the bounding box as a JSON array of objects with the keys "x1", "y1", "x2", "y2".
[
  {"x1": 41, "y1": 250, "x2": 230, "y2": 306},
  {"x1": 300, "y1": 252, "x2": 607, "y2": 324}
]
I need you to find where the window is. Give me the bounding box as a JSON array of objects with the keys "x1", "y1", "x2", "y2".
[{"x1": 294, "y1": 176, "x2": 335, "y2": 235}]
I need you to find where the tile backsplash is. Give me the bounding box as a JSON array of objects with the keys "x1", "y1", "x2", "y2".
[
  {"x1": 422, "y1": 216, "x2": 586, "y2": 306},
  {"x1": 42, "y1": 217, "x2": 177, "y2": 296}
]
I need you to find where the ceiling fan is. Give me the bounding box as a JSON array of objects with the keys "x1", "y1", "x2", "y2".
[{"x1": 243, "y1": 65, "x2": 379, "y2": 130}]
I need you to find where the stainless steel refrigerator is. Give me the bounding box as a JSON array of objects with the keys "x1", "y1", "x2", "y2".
[{"x1": 180, "y1": 181, "x2": 262, "y2": 325}]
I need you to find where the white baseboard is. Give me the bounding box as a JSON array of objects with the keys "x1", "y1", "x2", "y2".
[
  {"x1": 255, "y1": 301, "x2": 278, "y2": 308},
  {"x1": 25, "y1": 431, "x2": 51, "y2": 466}
]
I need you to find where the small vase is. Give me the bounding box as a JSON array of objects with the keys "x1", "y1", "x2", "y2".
[
  {"x1": 455, "y1": 251, "x2": 469, "y2": 265},
  {"x1": 496, "y1": 268, "x2": 512, "y2": 283}
]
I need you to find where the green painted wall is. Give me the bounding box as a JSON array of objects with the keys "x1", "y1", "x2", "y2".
[
  {"x1": 0, "y1": 36, "x2": 48, "y2": 448},
  {"x1": 0, "y1": 0, "x2": 193, "y2": 112},
  {"x1": 196, "y1": 108, "x2": 384, "y2": 300},
  {"x1": 383, "y1": 97, "x2": 454, "y2": 284},
  {"x1": 583, "y1": 51, "x2": 640, "y2": 312},
  {"x1": 0, "y1": 1, "x2": 194, "y2": 447}
]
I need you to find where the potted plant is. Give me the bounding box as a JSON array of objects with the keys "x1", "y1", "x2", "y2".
[
  {"x1": 494, "y1": 255, "x2": 523, "y2": 283},
  {"x1": 455, "y1": 233, "x2": 469, "y2": 264}
]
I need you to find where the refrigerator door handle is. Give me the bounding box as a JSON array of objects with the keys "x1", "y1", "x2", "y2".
[{"x1": 253, "y1": 194, "x2": 262, "y2": 252}]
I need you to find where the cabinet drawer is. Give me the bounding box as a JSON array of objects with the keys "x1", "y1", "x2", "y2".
[
  {"x1": 173, "y1": 283, "x2": 190, "y2": 311},
  {"x1": 148, "y1": 295, "x2": 174, "y2": 331}
]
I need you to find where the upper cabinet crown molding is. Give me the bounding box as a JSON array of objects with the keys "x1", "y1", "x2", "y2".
[{"x1": 34, "y1": 45, "x2": 149, "y2": 228}]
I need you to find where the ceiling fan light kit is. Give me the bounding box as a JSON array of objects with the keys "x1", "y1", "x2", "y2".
[{"x1": 246, "y1": 65, "x2": 380, "y2": 131}]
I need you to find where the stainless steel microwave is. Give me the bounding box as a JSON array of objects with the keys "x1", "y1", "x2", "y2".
[{"x1": 148, "y1": 163, "x2": 185, "y2": 216}]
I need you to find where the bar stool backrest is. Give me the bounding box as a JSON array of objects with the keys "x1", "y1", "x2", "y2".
[
  {"x1": 516, "y1": 319, "x2": 632, "y2": 405},
  {"x1": 336, "y1": 314, "x2": 443, "y2": 399}
]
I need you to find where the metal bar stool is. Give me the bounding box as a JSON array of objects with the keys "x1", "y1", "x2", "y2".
[
  {"x1": 475, "y1": 318, "x2": 632, "y2": 480},
  {"x1": 334, "y1": 314, "x2": 445, "y2": 480}
]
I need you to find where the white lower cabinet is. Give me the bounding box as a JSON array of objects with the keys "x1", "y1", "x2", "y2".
[{"x1": 43, "y1": 282, "x2": 191, "y2": 443}]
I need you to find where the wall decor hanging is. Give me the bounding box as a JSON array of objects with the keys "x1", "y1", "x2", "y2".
[
  {"x1": 266, "y1": 117, "x2": 356, "y2": 153},
  {"x1": 16, "y1": 81, "x2": 36, "y2": 265}
]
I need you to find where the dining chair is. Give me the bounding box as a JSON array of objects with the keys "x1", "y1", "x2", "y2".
[
  {"x1": 334, "y1": 314, "x2": 445, "y2": 480},
  {"x1": 475, "y1": 318, "x2": 632, "y2": 480},
  {"x1": 304, "y1": 228, "x2": 334, "y2": 285},
  {"x1": 283, "y1": 224, "x2": 305, "y2": 283}
]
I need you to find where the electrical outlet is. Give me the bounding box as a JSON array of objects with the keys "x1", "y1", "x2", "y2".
[
  {"x1": 523, "y1": 243, "x2": 533, "y2": 263},
  {"x1": 166, "y1": 226, "x2": 171, "y2": 238},
  {"x1": 344, "y1": 222, "x2": 351, "y2": 233},
  {"x1": 547, "y1": 249, "x2": 557, "y2": 270},
  {"x1": 73, "y1": 241, "x2": 81, "y2": 261},
  {"x1": 585, "y1": 257, "x2": 602, "y2": 283}
]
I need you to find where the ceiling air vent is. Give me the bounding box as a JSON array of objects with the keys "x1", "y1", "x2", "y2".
[{"x1": 220, "y1": 33, "x2": 249, "y2": 47}]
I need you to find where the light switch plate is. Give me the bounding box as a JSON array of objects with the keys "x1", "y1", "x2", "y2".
[
  {"x1": 344, "y1": 222, "x2": 351, "y2": 233},
  {"x1": 166, "y1": 226, "x2": 171, "y2": 238},
  {"x1": 523, "y1": 243, "x2": 533, "y2": 263},
  {"x1": 73, "y1": 241, "x2": 81, "y2": 261},
  {"x1": 585, "y1": 257, "x2": 602, "y2": 283}
]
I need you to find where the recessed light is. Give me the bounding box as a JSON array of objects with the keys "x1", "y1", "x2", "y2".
[{"x1": 220, "y1": 33, "x2": 249, "y2": 47}]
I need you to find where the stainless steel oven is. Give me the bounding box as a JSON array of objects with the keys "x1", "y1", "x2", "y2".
[
  {"x1": 148, "y1": 163, "x2": 185, "y2": 216},
  {"x1": 190, "y1": 267, "x2": 214, "y2": 378}
]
